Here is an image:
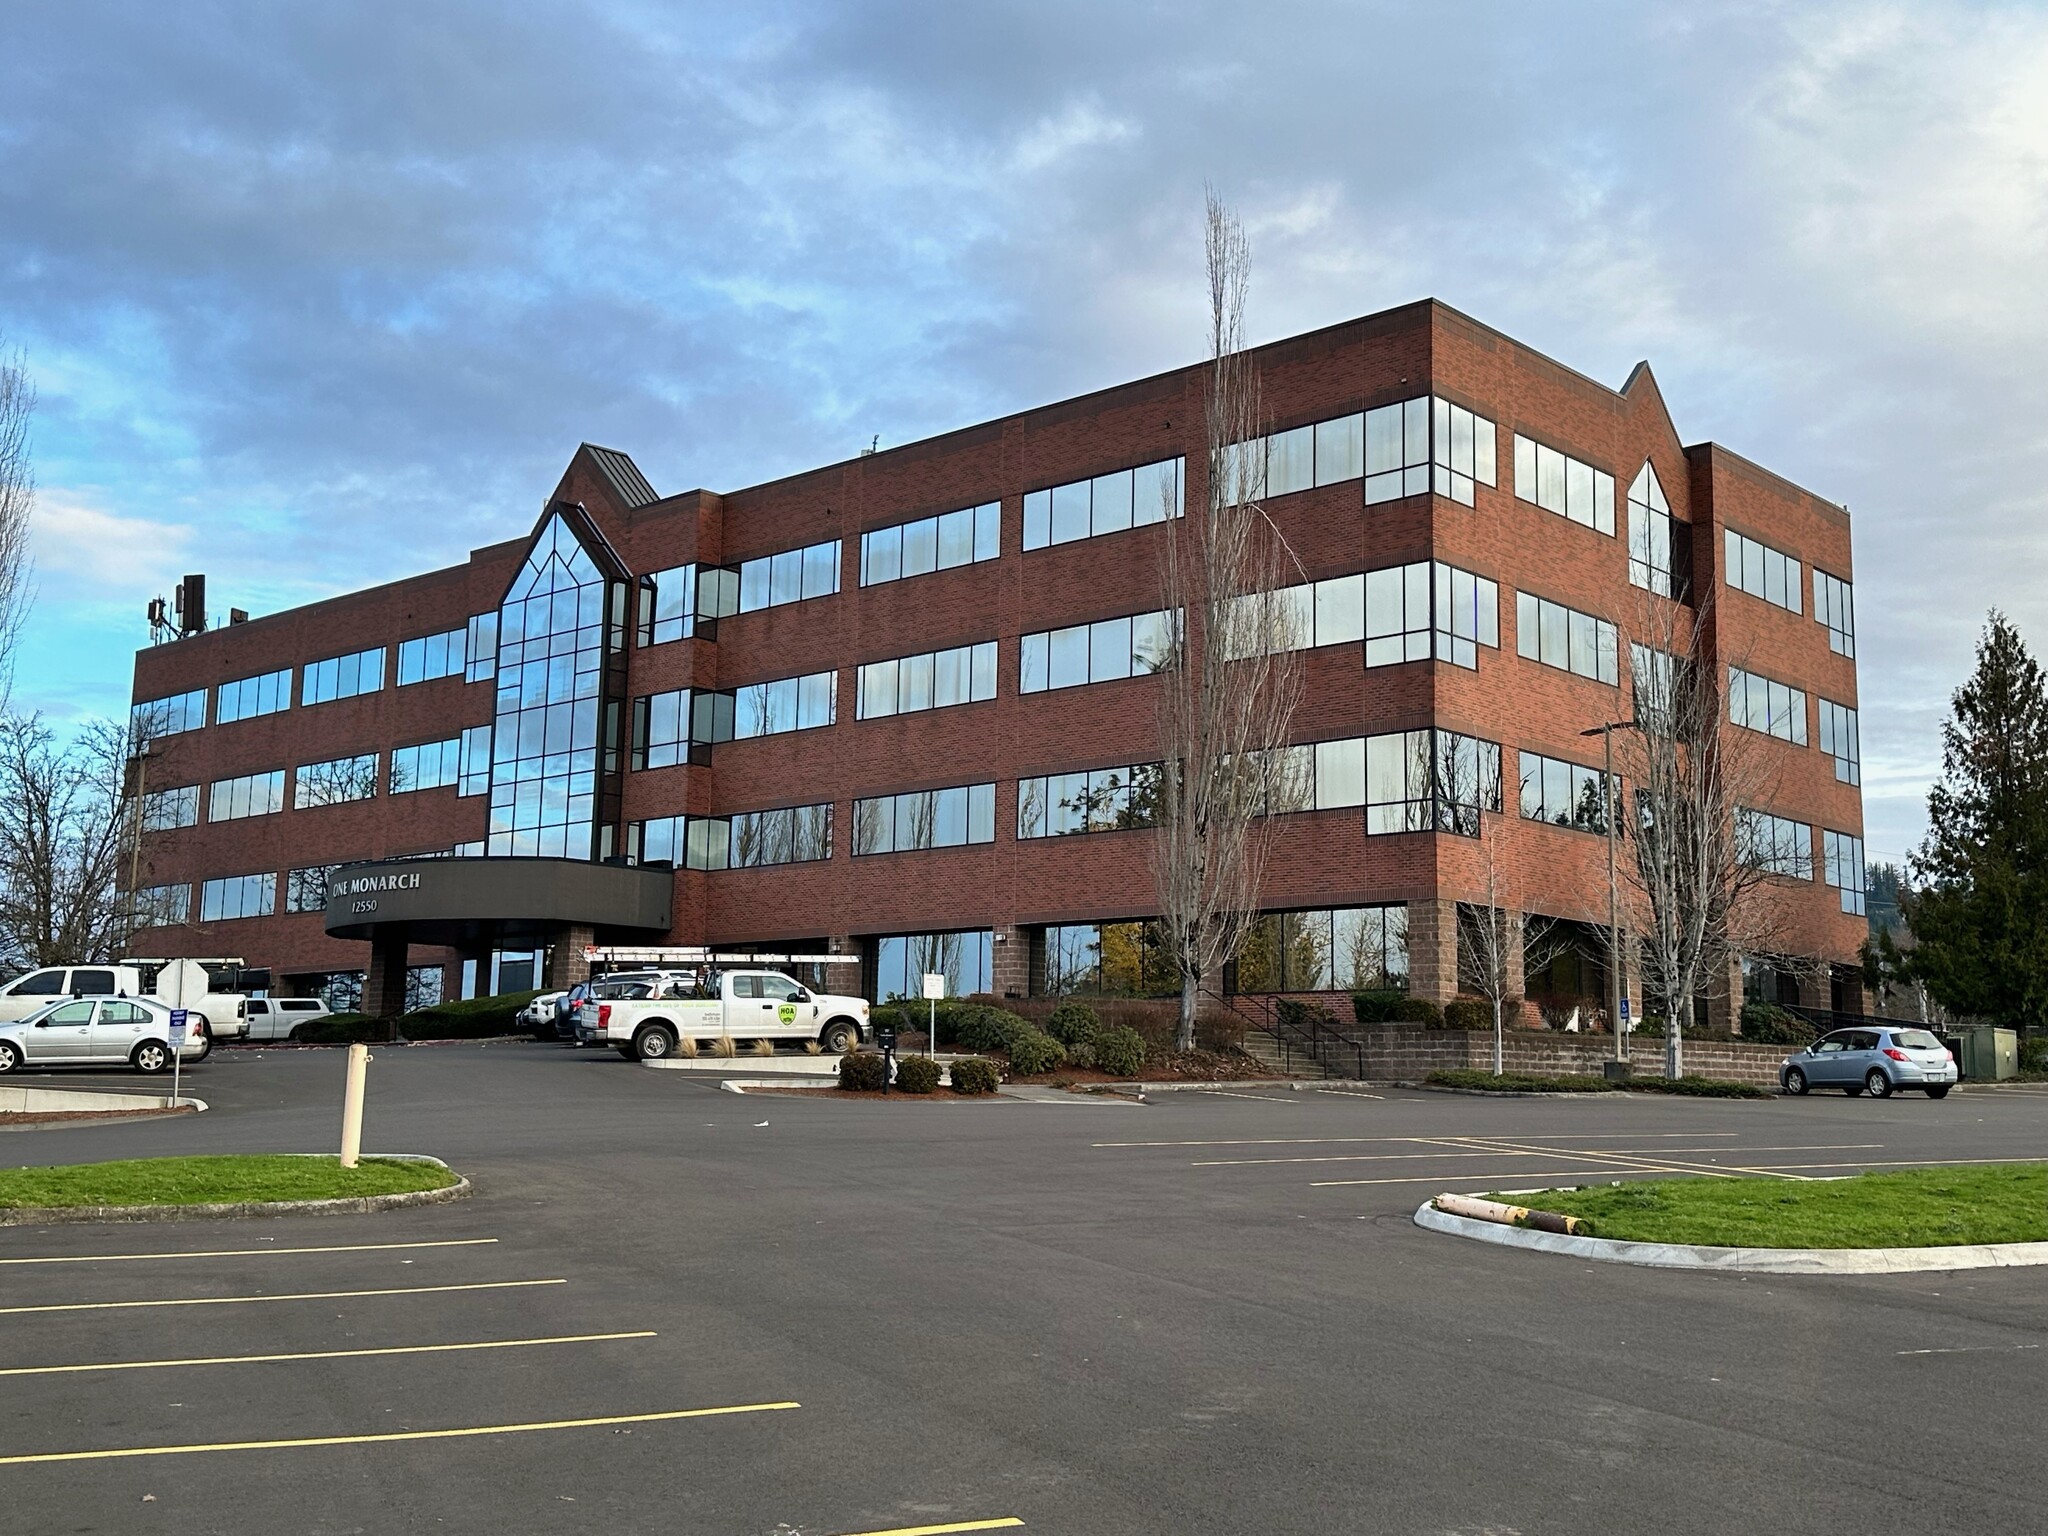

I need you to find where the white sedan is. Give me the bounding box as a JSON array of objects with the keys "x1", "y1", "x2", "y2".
[{"x1": 0, "y1": 996, "x2": 209, "y2": 1074}]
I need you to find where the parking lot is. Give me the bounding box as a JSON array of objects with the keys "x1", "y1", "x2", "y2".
[{"x1": 4, "y1": 1042, "x2": 2047, "y2": 1534}]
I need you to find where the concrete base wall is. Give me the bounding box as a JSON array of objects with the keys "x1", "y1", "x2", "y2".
[{"x1": 1356, "y1": 1027, "x2": 1787, "y2": 1087}]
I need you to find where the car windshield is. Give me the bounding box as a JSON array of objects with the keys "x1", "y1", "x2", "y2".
[{"x1": 1892, "y1": 1030, "x2": 1942, "y2": 1050}]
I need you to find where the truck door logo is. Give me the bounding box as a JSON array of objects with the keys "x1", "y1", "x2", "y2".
[{"x1": 777, "y1": 1003, "x2": 798, "y2": 1024}]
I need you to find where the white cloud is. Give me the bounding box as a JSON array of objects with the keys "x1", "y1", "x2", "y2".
[{"x1": 32, "y1": 488, "x2": 194, "y2": 595}]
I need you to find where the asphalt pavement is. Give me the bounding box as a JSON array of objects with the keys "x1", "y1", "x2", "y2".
[{"x1": 3, "y1": 1041, "x2": 2045, "y2": 1535}]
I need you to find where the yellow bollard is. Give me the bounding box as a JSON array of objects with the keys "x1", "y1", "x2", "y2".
[{"x1": 339, "y1": 1043, "x2": 370, "y2": 1169}]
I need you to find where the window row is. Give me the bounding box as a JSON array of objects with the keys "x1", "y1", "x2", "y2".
[
  {"x1": 132, "y1": 688, "x2": 206, "y2": 740},
  {"x1": 294, "y1": 753, "x2": 380, "y2": 810},
  {"x1": 631, "y1": 804, "x2": 834, "y2": 871},
  {"x1": 1814, "y1": 569, "x2": 1855, "y2": 657},
  {"x1": 1725, "y1": 529, "x2": 1803, "y2": 615},
  {"x1": 1017, "y1": 763, "x2": 1161, "y2": 839},
  {"x1": 216, "y1": 668, "x2": 290, "y2": 723},
  {"x1": 390, "y1": 737, "x2": 462, "y2": 794},
  {"x1": 1518, "y1": 751, "x2": 1609, "y2": 834},
  {"x1": 853, "y1": 783, "x2": 997, "y2": 855},
  {"x1": 638, "y1": 564, "x2": 695, "y2": 646},
  {"x1": 1240, "y1": 730, "x2": 1501, "y2": 834},
  {"x1": 860, "y1": 503, "x2": 1000, "y2": 586},
  {"x1": 1514, "y1": 435, "x2": 1616, "y2": 535},
  {"x1": 735, "y1": 539, "x2": 841, "y2": 614},
  {"x1": 1516, "y1": 592, "x2": 1619, "y2": 685},
  {"x1": 1019, "y1": 609, "x2": 1177, "y2": 693},
  {"x1": 141, "y1": 784, "x2": 199, "y2": 832},
  {"x1": 1818, "y1": 699, "x2": 1860, "y2": 785},
  {"x1": 1231, "y1": 561, "x2": 1501, "y2": 672},
  {"x1": 1739, "y1": 808, "x2": 1814, "y2": 879},
  {"x1": 200, "y1": 872, "x2": 275, "y2": 922},
  {"x1": 1824, "y1": 830, "x2": 1867, "y2": 916},
  {"x1": 856, "y1": 642, "x2": 996, "y2": 720},
  {"x1": 302, "y1": 647, "x2": 386, "y2": 707},
  {"x1": 1023, "y1": 458, "x2": 1183, "y2": 550},
  {"x1": 1728, "y1": 666, "x2": 1809, "y2": 745},
  {"x1": 398, "y1": 628, "x2": 466, "y2": 687}
]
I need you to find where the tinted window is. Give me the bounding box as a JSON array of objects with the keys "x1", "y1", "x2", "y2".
[
  {"x1": 1848, "y1": 1031, "x2": 1879, "y2": 1051},
  {"x1": 281, "y1": 1001, "x2": 325, "y2": 1015},
  {"x1": 70, "y1": 970, "x2": 117, "y2": 996},
  {"x1": 101, "y1": 1001, "x2": 149, "y2": 1024},
  {"x1": 11, "y1": 970, "x2": 64, "y2": 996},
  {"x1": 1891, "y1": 1030, "x2": 1942, "y2": 1051},
  {"x1": 731, "y1": 976, "x2": 761, "y2": 999},
  {"x1": 1816, "y1": 1033, "x2": 1850, "y2": 1053}
]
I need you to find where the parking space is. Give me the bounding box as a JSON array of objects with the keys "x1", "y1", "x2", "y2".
[{"x1": 5, "y1": 1043, "x2": 2047, "y2": 1534}]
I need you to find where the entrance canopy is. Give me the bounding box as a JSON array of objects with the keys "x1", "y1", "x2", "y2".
[{"x1": 324, "y1": 856, "x2": 674, "y2": 946}]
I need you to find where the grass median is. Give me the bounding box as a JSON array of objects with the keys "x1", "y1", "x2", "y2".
[
  {"x1": 1492, "y1": 1164, "x2": 2048, "y2": 1248},
  {"x1": 0, "y1": 1155, "x2": 457, "y2": 1210}
]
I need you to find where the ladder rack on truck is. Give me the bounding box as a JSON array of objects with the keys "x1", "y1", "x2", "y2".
[{"x1": 582, "y1": 947, "x2": 860, "y2": 968}]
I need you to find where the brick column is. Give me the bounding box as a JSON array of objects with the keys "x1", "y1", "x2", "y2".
[
  {"x1": 828, "y1": 936, "x2": 868, "y2": 1000},
  {"x1": 992, "y1": 924, "x2": 1029, "y2": 1000},
  {"x1": 1503, "y1": 909, "x2": 1528, "y2": 1026},
  {"x1": 1407, "y1": 900, "x2": 1459, "y2": 1004},
  {"x1": 362, "y1": 926, "x2": 410, "y2": 1021},
  {"x1": 545, "y1": 925, "x2": 594, "y2": 990}
]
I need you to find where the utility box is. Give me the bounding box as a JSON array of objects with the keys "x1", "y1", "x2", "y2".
[{"x1": 1959, "y1": 1028, "x2": 2018, "y2": 1082}]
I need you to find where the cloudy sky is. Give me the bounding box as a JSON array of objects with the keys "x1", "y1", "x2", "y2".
[{"x1": 4, "y1": 0, "x2": 2045, "y2": 869}]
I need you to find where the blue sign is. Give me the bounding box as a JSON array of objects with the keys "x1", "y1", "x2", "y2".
[
  {"x1": 168, "y1": 1008, "x2": 189, "y2": 1042},
  {"x1": 1619, "y1": 998, "x2": 1631, "y2": 1022}
]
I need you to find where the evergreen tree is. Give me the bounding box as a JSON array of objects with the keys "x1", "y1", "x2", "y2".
[{"x1": 1907, "y1": 613, "x2": 2048, "y2": 1025}]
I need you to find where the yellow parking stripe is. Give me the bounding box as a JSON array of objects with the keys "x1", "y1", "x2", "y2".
[
  {"x1": 0, "y1": 1331, "x2": 656, "y2": 1378},
  {"x1": 0, "y1": 1238, "x2": 497, "y2": 1266},
  {"x1": 1092, "y1": 1132, "x2": 1745, "y2": 1149},
  {"x1": 831, "y1": 1521, "x2": 1024, "y2": 1535},
  {"x1": 1312, "y1": 1167, "x2": 1653, "y2": 1187},
  {"x1": 1198, "y1": 1142, "x2": 1883, "y2": 1167},
  {"x1": 0, "y1": 1401, "x2": 800, "y2": 1466},
  {"x1": 0, "y1": 1278, "x2": 564, "y2": 1316}
]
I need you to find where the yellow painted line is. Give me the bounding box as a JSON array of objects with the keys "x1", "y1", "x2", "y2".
[
  {"x1": 1312, "y1": 1167, "x2": 1655, "y2": 1187},
  {"x1": 1752, "y1": 1157, "x2": 2048, "y2": 1172},
  {"x1": 0, "y1": 1238, "x2": 498, "y2": 1267},
  {"x1": 0, "y1": 1401, "x2": 800, "y2": 1466},
  {"x1": 1197, "y1": 1143, "x2": 1885, "y2": 1168},
  {"x1": 830, "y1": 1521, "x2": 1024, "y2": 1536},
  {"x1": 1092, "y1": 1132, "x2": 1745, "y2": 1149},
  {"x1": 1424, "y1": 1136, "x2": 1779, "y2": 1181},
  {"x1": 0, "y1": 1330, "x2": 656, "y2": 1378},
  {"x1": 0, "y1": 1278, "x2": 564, "y2": 1317}
]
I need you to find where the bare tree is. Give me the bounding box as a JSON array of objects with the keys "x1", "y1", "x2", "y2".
[
  {"x1": 1616, "y1": 589, "x2": 1792, "y2": 1076},
  {"x1": 1151, "y1": 194, "x2": 1305, "y2": 1053},
  {"x1": 1458, "y1": 810, "x2": 1573, "y2": 1075},
  {"x1": 0, "y1": 341, "x2": 34, "y2": 701},
  {"x1": 0, "y1": 716, "x2": 133, "y2": 967}
]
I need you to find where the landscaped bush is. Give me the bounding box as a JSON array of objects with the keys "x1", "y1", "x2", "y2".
[
  {"x1": 1627, "y1": 1075, "x2": 1770, "y2": 1099},
  {"x1": 1738, "y1": 1002, "x2": 1815, "y2": 1045},
  {"x1": 949, "y1": 1057, "x2": 1001, "y2": 1095},
  {"x1": 1393, "y1": 997, "x2": 1444, "y2": 1027},
  {"x1": 291, "y1": 1015, "x2": 386, "y2": 1045},
  {"x1": 838, "y1": 1051, "x2": 887, "y2": 1091},
  {"x1": 955, "y1": 1006, "x2": 1033, "y2": 1054},
  {"x1": 1004, "y1": 1029, "x2": 1068, "y2": 1076},
  {"x1": 2021, "y1": 1033, "x2": 2048, "y2": 1075},
  {"x1": 1632, "y1": 1015, "x2": 1669, "y2": 1037},
  {"x1": 399, "y1": 990, "x2": 544, "y2": 1040},
  {"x1": 893, "y1": 1054, "x2": 942, "y2": 1094},
  {"x1": 1443, "y1": 998, "x2": 1493, "y2": 1031},
  {"x1": 1092, "y1": 1024, "x2": 1147, "y2": 1077},
  {"x1": 1275, "y1": 997, "x2": 1339, "y2": 1034},
  {"x1": 1428, "y1": 1068, "x2": 1615, "y2": 1093},
  {"x1": 1351, "y1": 990, "x2": 1405, "y2": 1024},
  {"x1": 1045, "y1": 1001, "x2": 1102, "y2": 1047}
]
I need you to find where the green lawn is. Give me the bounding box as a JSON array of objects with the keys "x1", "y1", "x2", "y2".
[
  {"x1": 1497, "y1": 1164, "x2": 2048, "y2": 1248},
  {"x1": 0, "y1": 1155, "x2": 457, "y2": 1209}
]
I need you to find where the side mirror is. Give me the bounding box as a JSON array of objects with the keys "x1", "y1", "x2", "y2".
[{"x1": 789, "y1": 990, "x2": 810, "y2": 1003}]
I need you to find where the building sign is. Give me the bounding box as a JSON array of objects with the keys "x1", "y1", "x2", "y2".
[{"x1": 332, "y1": 871, "x2": 425, "y2": 898}]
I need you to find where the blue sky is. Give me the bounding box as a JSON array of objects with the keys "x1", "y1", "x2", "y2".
[{"x1": 4, "y1": 0, "x2": 2046, "y2": 870}]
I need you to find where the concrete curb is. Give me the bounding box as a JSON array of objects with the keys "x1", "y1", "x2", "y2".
[
  {"x1": 0, "y1": 1154, "x2": 468, "y2": 1227},
  {"x1": 1412, "y1": 1198, "x2": 2048, "y2": 1274},
  {"x1": 1, "y1": 1085, "x2": 209, "y2": 1114}
]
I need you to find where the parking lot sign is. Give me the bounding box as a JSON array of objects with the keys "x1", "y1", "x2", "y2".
[{"x1": 168, "y1": 1008, "x2": 189, "y2": 1042}]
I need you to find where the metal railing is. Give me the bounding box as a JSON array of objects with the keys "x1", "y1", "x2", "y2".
[{"x1": 1213, "y1": 990, "x2": 1370, "y2": 1079}]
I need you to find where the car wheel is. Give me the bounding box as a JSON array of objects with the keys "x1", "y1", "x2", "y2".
[
  {"x1": 0, "y1": 1040, "x2": 19, "y2": 1074},
  {"x1": 821, "y1": 1020, "x2": 859, "y2": 1054},
  {"x1": 1865, "y1": 1068, "x2": 1893, "y2": 1099},
  {"x1": 132, "y1": 1041, "x2": 171, "y2": 1074},
  {"x1": 1784, "y1": 1067, "x2": 1808, "y2": 1096},
  {"x1": 635, "y1": 1025, "x2": 676, "y2": 1061},
  {"x1": 1925, "y1": 1085, "x2": 1950, "y2": 1100}
]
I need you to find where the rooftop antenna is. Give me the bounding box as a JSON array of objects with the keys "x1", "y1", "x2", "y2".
[{"x1": 860, "y1": 434, "x2": 879, "y2": 457}]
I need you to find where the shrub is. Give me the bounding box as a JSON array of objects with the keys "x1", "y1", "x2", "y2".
[
  {"x1": 1627, "y1": 1075, "x2": 1770, "y2": 1099},
  {"x1": 1275, "y1": 997, "x2": 1338, "y2": 1034},
  {"x1": 1045, "y1": 1001, "x2": 1102, "y2": 1047},
  {"x1": 1064, "y1": 1039, "x2": 1097, "y2": 1070},
  {"x1": 1352, "y1": 990, "x2": 1405, "y2": 1024},
  {"x1": 949, "y1": 1057, "x2": 1001, "y2": 1095},
  {"x1": 1004, "y1": 1029, "x2": 1068, "y2": 1076},
  {"x1": 1428, "y1": 1068, "x2": 1615, "y2": 1094},
  {"x1": 2020, "y1": 1033, "x2": 2048, "y2": 1074},
  {"x1": 675, "y1": 1033, "x2": 698, "y2": 1058},
  {"x1": 709, "y1": 1035, "x2": 737, "y2": 1058},
  {"x1": 1632, "y1": 1015, "x2": 1669, "y2": 1038},
  {"x1": 1093, "y1": 1024, "x2": 1147, "y2": 1077},
  {"x1": 894, "y1": 1054, "x2": 942, "y2": 1094},
  {"x1": 956, "y1": 1006, "x2": 1033, "y2": 1054},
  {"x1": 400, "y1": 989, "x2": 544, "y2": 1040},
  {"x1": 1739, "y1": 1002, "x2": 1814, "y2": 1046},
  {"x1": 838, "y1": 1051, "x2": 887, "y2": 1091},
  {"x1": 291, "y1": 1016, "x2": 385, "y2": 1045},
  {"x1": 1443, "y1": 998, "x2": 1493, "y2": 1032},
  {"x1": 745, "y1": 1038, "x2": 775, "y2": 1057},
  {"x1": 1392, "y1": 997, "x2": 1444, "y2": 1027}
]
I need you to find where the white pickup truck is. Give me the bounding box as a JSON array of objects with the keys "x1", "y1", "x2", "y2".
[
  {"x1": 581, "y1": 968, "x2": 869, "y2": 1060},
  {"x1": 0, "y1": 959, "x2": 254, "y2": 1040}
]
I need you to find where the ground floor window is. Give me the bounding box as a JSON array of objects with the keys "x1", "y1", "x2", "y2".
[
  {"x1": 1229, "y1": 904, "x2": 1408, "y2": 993},
  {"x1": 872, "y1": 930, "x2": 993, "y2": 1002},
  {"x1": 1041, "y1": 919, "x2": 1178, "y2": 997},
  {"x1": 1520, "y1": 918, "x2": 1610, "y2": 1028}
]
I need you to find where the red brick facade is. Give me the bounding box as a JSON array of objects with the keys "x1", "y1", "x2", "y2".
[{"x1": 127, "y1": 300, "x2": 1866, "y2": 1012}]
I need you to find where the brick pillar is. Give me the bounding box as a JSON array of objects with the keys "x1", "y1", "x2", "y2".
[
  {"x1": 1407, "y1": 900, "x2": 1459, "y2": 1004},
  {"x1": 545, "y1": 925, "x2": 594, "y2": 990},
  {"x1": 1504, "y1": 909, "x2": 1528, "y2": 1026},
  {"x1": 828, "y1": 936, "x2": 867, "y2": 1000},
  {"x1": 992, "y1": 924, "x2": 1029, "y2": 1000},
  {"x1": 362, "y1": 927, "x2": 410, "y2": 1021}
]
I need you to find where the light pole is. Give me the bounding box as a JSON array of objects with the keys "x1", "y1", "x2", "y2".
[{"x1": 1580, "y1": 720, "x2": 1640, "y2": 1069}]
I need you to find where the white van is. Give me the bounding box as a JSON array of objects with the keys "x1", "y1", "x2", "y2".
[{"x1": 243, "y1": 997, "x2": 333, "y2": 1041}]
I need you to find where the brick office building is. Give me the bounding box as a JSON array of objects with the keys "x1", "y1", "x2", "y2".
[{"x1": 125, "y1": 299, "x2": 1867, "y2": 1023}]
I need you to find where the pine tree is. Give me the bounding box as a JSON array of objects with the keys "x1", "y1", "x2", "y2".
[{"x1": 1906, "y1": 612, "x2": 2048, "y2": 1025}]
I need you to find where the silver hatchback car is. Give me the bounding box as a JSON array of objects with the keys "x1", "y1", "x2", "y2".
[{"x1": 1781, "y1": 1026, "x2": 1957, "y2": 1099}]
